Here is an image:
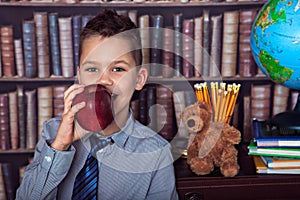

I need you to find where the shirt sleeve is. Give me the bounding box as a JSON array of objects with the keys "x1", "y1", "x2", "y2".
[{"x1": 16, "y1": 118, "x2": 76, "y2": 200}]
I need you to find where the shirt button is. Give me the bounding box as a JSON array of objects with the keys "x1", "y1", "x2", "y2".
[{"x1": 45, "y1": 156, "x2": 52, "y2": 162}]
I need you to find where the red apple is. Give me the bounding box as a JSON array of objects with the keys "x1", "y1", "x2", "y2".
[{"x1": 73, "y1": 84, "x2": 114, "y2": 132}]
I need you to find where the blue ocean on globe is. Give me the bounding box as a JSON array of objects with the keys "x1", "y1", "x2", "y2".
[{"x1": 250, "y1": 0, "x2": 300, "y2": 90}]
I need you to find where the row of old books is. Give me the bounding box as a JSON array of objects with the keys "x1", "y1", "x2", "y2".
[
  {"x1": 248, "y1": 119, "x2": 300, "y2": 174},
  {"x1": 0, "y1": 8, "x2": 263, "y2": 79},
  {"x1": 0, "y1": 85, "x2": 68, "y2": 150},
  {"x1": 242, "y1": 84, "x2": 299, "y2": 143}
]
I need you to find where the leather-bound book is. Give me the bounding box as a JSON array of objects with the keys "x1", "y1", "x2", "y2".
[
  {"x1": 48, "y1": 12, "x2": 62, "y2": 76},
  {"x1": 37, "y1": 86, "x2": 53, "y2": 140},
  {"x1": 139, "y1": 15, "x2": 150, "y2": 66},
  {"x1": 162, "y1": 26, "x2": 174, "y2": 78},
  {"x1": 173, "y1": 91, "x2": 189, "y2": 138},
  {"x1": 0, "y1": 164, "x2": 7, "y2": 200},
  {"x1": 173, "y1": 13, "x2": 183, "y2": 77},
  {"x1": 221, "y1": 11, "x2": 239, "y2": 77},
  {"x1": 25, "y1": 89, "x2": 37, "y2": 149},
  {"x1": 156, "y1": 85, "x2": 174, "y2": 141},
  {"x1": 1, "y1": 163, "x2": 16, "y2": 200},
  {"x1": 146, "y1": 85, "x2": 157, "y2": 131},
  {"x1": 0, "y1": 94, "x2": 10, "y2": 150},
  {"x1": 238, "y1": 9, "x2": 257, "y2": 77},
  {"x1": 272, "y1": 84, "x2": 290, "y2": 116},
  {"x1": 194, "y1": 16, "x2": 203, "y2": 77},
  {"x1": 251, "y1": 84, "x2": 271, "y2": 120},
  {"x1": 58, "y1": 17, "x2": 74, "y2": 78},
  {"x1": 243, "y1": 96, "x2": 252, "y2": 143},
  {"x1": 22, "y1": 20, "x2": 37, "y2": 78},
  {"x1": 17, "y1": 85, "x2": 26, "y2": 149},
  {"x1": 138, "y1": 88, "x2": 148, "y2": 125},
  {"x1": 34, "y1": 12, "x2": 50, "y2": 78},
  {"x1": 182, "y1": 19, "x2": 194, "y2": 78},
  {"x1": 8, "y1": 91, "x2": 18, "y2": 149},
  {"x1": 52, "y1": 85, "x2": 67, "y2": 117},
  {"x1": 0, "y1": 45, "x2": 2, "y2": 77},
  {"x1": 72, "y1": 15, "x2": 82, "y2": 72},
  {"x1": 150, "y1": 15, "x2": 163, "y2": 77},
  {"x1": 0, "y1": 26, "x2": 15, "y2": 77},
  {"x1": 202, "y1": 10, "x2": 210, "y2": 77},
  {"x1": 209, "y1": 14, "x2": 222, "y2": 77},
  {"x1": 14, "y1": 39, "x2": 25, "y2": 77}
]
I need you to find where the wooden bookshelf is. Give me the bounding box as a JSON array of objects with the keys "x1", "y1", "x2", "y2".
[{"x1": 1, "y1": 1, "x2": 299, "y2": 199}]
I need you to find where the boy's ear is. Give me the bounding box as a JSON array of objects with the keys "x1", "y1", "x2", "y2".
[{"x1": 135, "y1": 67, "x2": 148, "y2": 90}]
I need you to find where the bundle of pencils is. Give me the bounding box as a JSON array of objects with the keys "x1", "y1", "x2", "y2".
[{"x1": 194, "y1": 82, "x2": 241, "y2": 123}]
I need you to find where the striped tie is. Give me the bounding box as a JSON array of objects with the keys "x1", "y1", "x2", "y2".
[
  {"x1": 72, "y1": 153, "x2": 98, "y2": 200},
  {"x1": 72, "y1": 136, "x2": 111, "y2": 200}
]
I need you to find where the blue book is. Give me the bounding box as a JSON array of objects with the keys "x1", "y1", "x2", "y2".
[{"x1": 252, "y1": 119, "x2": 300, "y2": 147}]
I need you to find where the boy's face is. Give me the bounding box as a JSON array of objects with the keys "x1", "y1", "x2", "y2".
[{"x1": 78, "y1": 35, "x2": 147, "y2": 129}]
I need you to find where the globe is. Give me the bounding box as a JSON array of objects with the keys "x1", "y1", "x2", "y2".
[
  {"x1": 250, "y1": 0, "x2": 300, "y2": 90},
  {"x1": 250, "y1": 0, "x2": 300, "y2": 130}
]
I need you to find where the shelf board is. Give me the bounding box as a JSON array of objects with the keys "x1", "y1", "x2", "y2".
[
  {"x1": 0, "y1": 0, "x2": 267, "y2": 8},
  {"x1": 0, "y1": 76, "x2": 271, "y2": 83},
  {"x1": 0, "y1": 149, "x2": 34, "y2": 154}
]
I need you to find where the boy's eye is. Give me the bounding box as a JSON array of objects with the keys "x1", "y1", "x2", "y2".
[
  {"x1": 112, "y1": 67, "x2": 125, "y2": 72},
  {"x1": 86, "y1": 67, "x2": 99, "y2": 72}
]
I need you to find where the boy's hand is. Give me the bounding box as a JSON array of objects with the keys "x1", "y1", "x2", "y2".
[{"x1": 51, "y1": 84, "x2": 87, "y2": 151}]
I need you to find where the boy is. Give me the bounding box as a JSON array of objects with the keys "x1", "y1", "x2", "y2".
[{"x1": 16, "y1": 9, "x2": 178, "y2": 200}]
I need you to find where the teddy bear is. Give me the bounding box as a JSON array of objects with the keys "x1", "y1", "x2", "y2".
[{"x1": 181, "y1": 101, "x2": 241, "y2": 177}]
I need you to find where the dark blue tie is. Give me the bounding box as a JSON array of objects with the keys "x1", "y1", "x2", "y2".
[
  {"x1": 72, "y1": 136, "x2": 111, "y2": 200},
  {"x1": 72, "y1": 153, "x2": 98, "y2": 200}
]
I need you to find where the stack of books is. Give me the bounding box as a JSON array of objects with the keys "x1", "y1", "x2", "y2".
[{"x1": 248, "y1": 119, "x2": 300, "y2": 174}]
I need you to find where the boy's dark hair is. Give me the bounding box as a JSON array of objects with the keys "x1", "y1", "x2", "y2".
[{"x1": 79, "y1": 9, "x2": 142, "y2": 66}]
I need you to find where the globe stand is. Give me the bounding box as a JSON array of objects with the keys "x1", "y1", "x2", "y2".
[{"x1": 270, "y1": 93, "x2": 300, "y2": 132}]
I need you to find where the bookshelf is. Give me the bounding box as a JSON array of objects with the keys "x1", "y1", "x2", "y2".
[{"x1": 1, "y1": 1, "x2": 300, "y2": 199}]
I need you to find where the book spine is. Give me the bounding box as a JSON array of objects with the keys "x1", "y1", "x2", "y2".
[
  {"x1": 150, "y1": 15, "x2": 164, "y2": 77},
  {"x1": 162, "y1": 26, "x2": 174, "y2": 78},
  {"x1": 173, "y1": 13, "x2": 183, "y2": 77},
  {"x1": 48, "y1": 12, "x2": 62, "y2": 76},
  {"x1": 58, "y1": 17, "x2": 74, "y2": 78},
  {"x1": 8, "y1": 91, "x2": 18, "y2": 149},
  {"x1": 221, "y1": 11, "x2": 239, "y2": 77},
  {"x1": 202, "y1": 10, "x2": 210, "y2": 77},
  {"x1": 14, "y1": 39, "x2": 25, "y2": 77},
  {"x1": 17, "y1": 85, "x2": 26, "y2": 149},
  {"x1": 22, "y1": 20, "x2": 38, "y2": 78},
  {"x1": 272, "y1": 84, "x2": 290, "y2": 116},
  {"x1": 0, "y1": 94, "x2": 10, "y2": 150},
  {"x1": 25, "y1": 89, "x2": 37, "y2": 149},
  {"x1": 139, "y1": 15, "x2": 150, "y2": 66},
  {"x1": 182, "y1": 19, "x2": 194, "y2": 78},
  {"x1": 0, "y1": 26, "x2": 15, "y2": 77},
  {"x1": 37, "y1": 86, "x2": 53, "y2": 140},
  {"x1": 156, "y1": 85, "x2": 175, "y2": 141},
  {"x1": 72, "y1": 15, "x2": 82, "y2": 73},
  {"x1": 34, "y1": 12, "x2": 50, "y2": 78},
  {"x1": 194, "y1": 16, "x2": 203, "y2": 77},
  {"x1": 251, "y1": 84, "x2": 271, "y2": 120},
  {"x1": 138, "y1": 88, "x2": 148, "y2": 125},
  {"x1": 52, "y1": 85, "x2": 67, "y2": 117},
  {"x1": 209, "y1": 14, "x2": 222, "y2": 77},
  {"x1": 238, "y1": 9, "x2": 258, "y2": 77}
]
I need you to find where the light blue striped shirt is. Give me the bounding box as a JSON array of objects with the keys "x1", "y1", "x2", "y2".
[{"x1": 16, "y1": 112, "x2": 179, "y2": 200}]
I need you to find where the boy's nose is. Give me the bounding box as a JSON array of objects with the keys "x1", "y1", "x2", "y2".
[{"x1": 97, "y1": 71, "x2": 113, "y2": 86}]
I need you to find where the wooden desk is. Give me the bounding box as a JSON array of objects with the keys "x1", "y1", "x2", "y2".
[{"x1": 174, "y1": 144, "x2": 300, "y2": 200}]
